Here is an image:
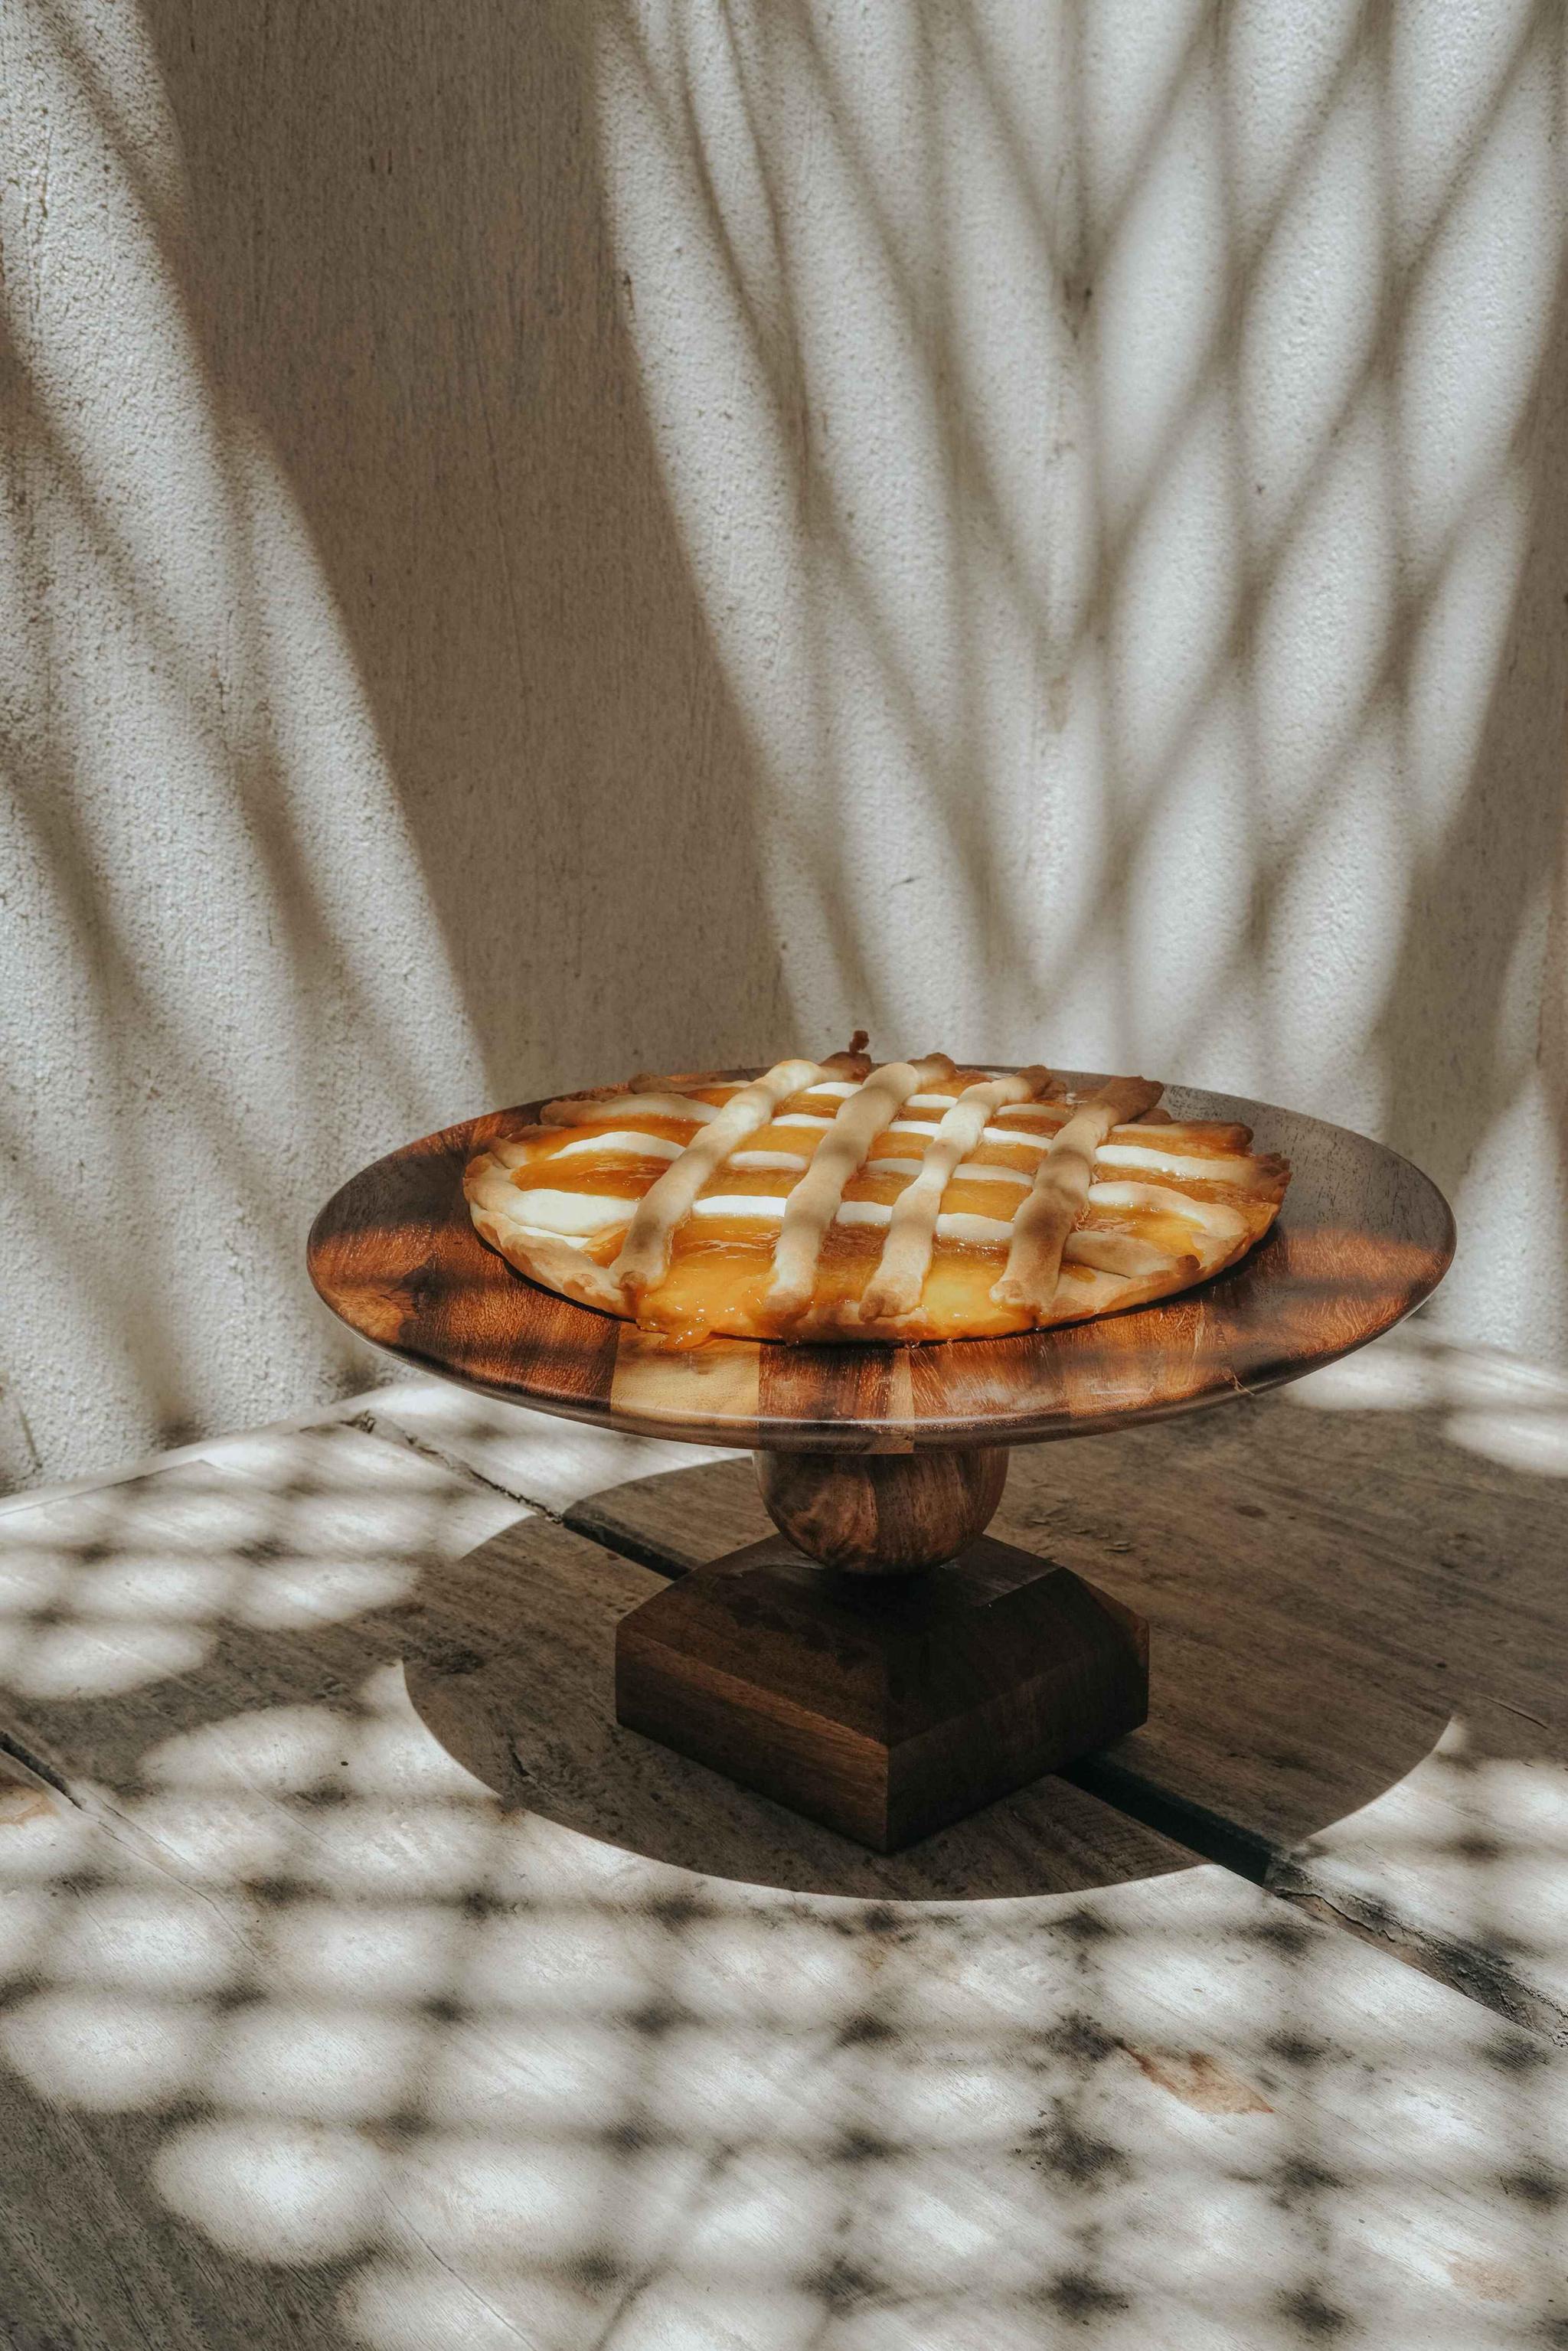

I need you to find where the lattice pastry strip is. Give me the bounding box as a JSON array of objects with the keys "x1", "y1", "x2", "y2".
[
  {"x1": 464, "y1": 1046, "x2": 1289, "y2": 1344},
  {"x1": 766, "y1": 1053, "x2": 956, "y2": 1322},
  {"x1": 859, "y1": 1067, "x2": 1057, "y2": 1321},
  {"x1": 991, "y1": 1075, "x2": 1164, "y2": 1315}
]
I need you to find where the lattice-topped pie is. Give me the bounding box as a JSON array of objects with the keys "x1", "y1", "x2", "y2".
[{"x1": 464, "y1": 1039, "x2": 1290, "y2": 1344}]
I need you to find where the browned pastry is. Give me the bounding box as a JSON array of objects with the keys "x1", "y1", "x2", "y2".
[{"x1": 463, "y1": 1045, "x2": 1289, "y2": 1344}]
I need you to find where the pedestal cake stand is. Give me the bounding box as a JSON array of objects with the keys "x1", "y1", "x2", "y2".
[{"x1": 308, "y1": 1074, "x2": 1454, "y2": 1853}]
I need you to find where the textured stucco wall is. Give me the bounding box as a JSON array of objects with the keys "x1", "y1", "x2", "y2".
[{"x1": 2, "y1": 0, "x2": 1566, "y2": 1486}]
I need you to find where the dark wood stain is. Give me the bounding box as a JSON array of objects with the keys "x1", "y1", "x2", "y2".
[{"x1": 614, "y1": 1535, "x2": 1149, "y2": 1852}]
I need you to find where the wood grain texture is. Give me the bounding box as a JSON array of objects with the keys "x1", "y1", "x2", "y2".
[
  {"x1": 2, "y1": 1418, "x2": 1567, "y2": 2348},
  {"x1": 616, "y1": 1536, "x2": 1148, "y2": 1850},
  {"x1": 308, "y1": 1074, "x2": 1454, "y2": 1451},
  {"x1": 565, "y1": 1340, "x2": 1568, "y2": 2035},
  {"x1": 753, "y1": 1445, "x2": 1008, "y2": 1572},
  {"x1": 401, "y1": 1503, "x2": 1186, "y2": 1904},
  {"x1": 0, "y1": 1422, "x2": 1181, "y2": 1899}
]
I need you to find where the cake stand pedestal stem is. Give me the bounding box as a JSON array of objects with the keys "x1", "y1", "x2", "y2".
[{"x1": 753, "y1": 1445, "x2": 1009, "y2": 1575}]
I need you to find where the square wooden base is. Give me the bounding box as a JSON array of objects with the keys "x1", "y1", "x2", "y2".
[{"x1": 615, "y1": 1536, "x2": 1149, "y2": 1853}]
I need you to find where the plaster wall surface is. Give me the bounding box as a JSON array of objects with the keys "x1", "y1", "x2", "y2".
[{"x1": 2, "y1": 0, "x2": 1565, "y2": 1484}]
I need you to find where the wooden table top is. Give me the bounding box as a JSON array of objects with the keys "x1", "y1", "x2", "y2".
[
  {"x1": 308, "y1": 1076, "x2": 1455, "y2": 1451},
  {"x1": 2, "y1": 1366, "x2": 1564, "y2": 2349}
]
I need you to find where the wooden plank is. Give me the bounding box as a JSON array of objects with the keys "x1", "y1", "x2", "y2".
[
  {"x1": 0, "y1": 1373, "x2": 582, "y2": 1527},
  {"x1": 324, "y1": 1376, "x2": 732, "y2": 1517},
  {"x1": 567, "y1": 1336, "x2": 1568, "y2": 2038},
  {"x1": 0, "y1": 1429, "x2": 1564, "y2": 2348},
  {"x1": 0, "y1": 1388, "x2": 424, "y2": 1523},
  {"x1": 0, "y1": 1427, "x2": 1190, "y2": 1905}
]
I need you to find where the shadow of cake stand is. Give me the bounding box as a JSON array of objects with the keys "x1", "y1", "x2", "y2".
[{"x1": 308, "y1": 1074, "x2": 1453, "y2": 1853}]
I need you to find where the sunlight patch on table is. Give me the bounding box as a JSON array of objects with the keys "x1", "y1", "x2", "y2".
[
  {"x1": 155, "y1": 2119, "x2": 387, "y2": 2262},
  {"x1": 1287, "y1": 1334, "x2": 1568, "y2": 1475},
  {"x1": 3, "y1": 1990, "x2": 207, "y2": 2111},
  {"x1": 209, "y1": 2006, "x2": 425, "y2": 2124}
]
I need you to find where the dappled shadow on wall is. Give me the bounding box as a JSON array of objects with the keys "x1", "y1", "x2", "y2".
[
  {"x1": 101, "y1": 0, "x2": 1568, "y2": 1156},
  {"x1": 0, "y1": 0, "x2": 492, "y2": 1471},
  {"x1": 130, "y1": 0, "x2": 792, "y2": 1092},
  {"x1": 588, "y1": 0, "x2": 1568, "y2": 1353},
  {"x1": 5, "y1": 0, "x2": 1568, "y2": 1494},
  {"x1": 2, "y1": 0, "x2": 789, "y2": 1482}
]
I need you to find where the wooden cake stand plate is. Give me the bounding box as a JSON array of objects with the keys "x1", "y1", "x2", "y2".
[{"x1": 309, "y1": 1076, "x2": 1453, "y2": 1851}]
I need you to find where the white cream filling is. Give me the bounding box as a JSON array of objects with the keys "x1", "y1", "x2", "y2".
[
  {"x1": 1094, "y1": 1143, "x2": 1256, "y2": 1182},
  {"x1": 687, "y1": 1196, "x2": 1014, "y2": 1243},
  {"x1": 952, "y1": 1161, "x2": 1031, "y2": 1187},
  {"x1": 727, "y1": 1149, "x2": 812, "y2": 1172},
  {"x1": 884, "y1": 1120, "x2": 1062, "y2": 1154},
  {"x1": 984, "y1": 1122, "x2": 1060, "y2": 1148},
  {"x1": 830, "y1": 1200, "x2": 895, "y2": 1229},
  {"x1": 1086, "y1": 1180, "x2": 1247, "y2": 1240},
  {"x1": 550, "y1": 1129, "x2": 684, "y2": 1161},
  {"x1": 505, "y1": 1187, "x2": 639, "y2": 1234},
  {"x1": 934, "y1": 1211, "x2": 1015, "y2": 1246},
  {"x1": 690, "y1": 1193, "x2": 828, "y2": 1223},
  {"x1": 773, "y1": 1112, "x2": 834, "y2": 1130}
]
